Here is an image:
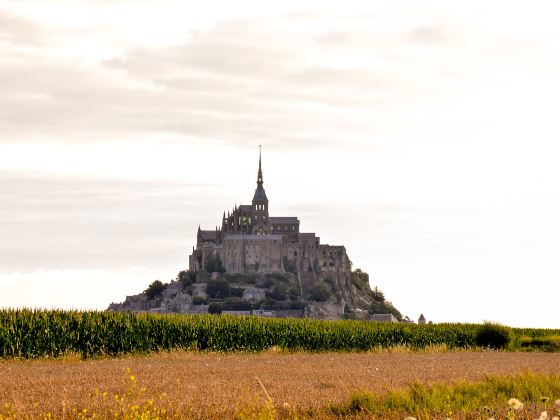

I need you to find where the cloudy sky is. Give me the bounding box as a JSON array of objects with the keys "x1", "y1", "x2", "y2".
[{"x1": 1, "y1": 0, "x2": 559, "y2": 327}]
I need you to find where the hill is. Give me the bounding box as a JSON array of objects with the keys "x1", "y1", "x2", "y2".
[{"x1": 108, "y1": 268, "x2": 404, "y2": 321}]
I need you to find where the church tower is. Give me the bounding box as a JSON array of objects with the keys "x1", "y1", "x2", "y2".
[{"x1": 252, "y1": 146, "x2": 270, "y2": 234}]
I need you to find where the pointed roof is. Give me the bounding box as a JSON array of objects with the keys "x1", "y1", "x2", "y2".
[{"x1": 253, "y1": 145, "x2": 268, "y2": 202}]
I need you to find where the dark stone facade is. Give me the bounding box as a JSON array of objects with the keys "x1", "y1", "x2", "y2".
[{"x1": 189, "y1": 150, "x2": 350, "y2": 274}]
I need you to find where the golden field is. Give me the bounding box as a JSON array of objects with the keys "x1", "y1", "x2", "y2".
[{"x1": 1, "y1": 350, "x2": 560, "y2": 418}]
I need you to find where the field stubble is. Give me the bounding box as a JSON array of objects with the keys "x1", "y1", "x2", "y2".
[{"x1": 1, "y1": 350, "x2": 560, "y2": 418}]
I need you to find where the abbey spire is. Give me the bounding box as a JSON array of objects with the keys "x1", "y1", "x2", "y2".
[
  {"x1": 257, "y1": 145, "x2": 263, "y2": 186},
  {"x1": 252, "y1": 145, "x2": 268, "y2": 202}
]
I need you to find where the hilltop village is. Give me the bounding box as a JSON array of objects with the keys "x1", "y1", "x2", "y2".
[{"x1": 110, "y1": 151, "x2": 412, "y2": 322}]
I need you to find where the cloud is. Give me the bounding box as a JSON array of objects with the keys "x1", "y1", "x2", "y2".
[
  {"x1": 2, "y1": 7, "x2": 539, "y2": 149},
  {"x1": 0, "y1": 268, "x2": 157, "y2": 310},
  {"x1": 0, "y1": 10, "x2": 46, "y2": 45},
  {"x1": 0, "y1": 171, "x2": 222, "y2": 272}
]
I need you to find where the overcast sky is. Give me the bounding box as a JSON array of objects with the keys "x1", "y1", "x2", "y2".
[{"x1": 1, "y1": 0, "x2": 559, "y2": 327}]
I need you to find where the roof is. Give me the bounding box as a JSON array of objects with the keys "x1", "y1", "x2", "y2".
[
  {"x1": 253, "y1": 185, "x2": 268, "y2": 201},
  {"x1": 270, "y1": 217, "x2": 299, "y2": 224},
  {"x1": 371, "y1": 314, "x2": 399, "y2": 323},
  {"x1": 200, "y1": 230, "x2": 218, "y2": 240},
  {"x1": 238, "y1": 205, "x2": 252, "y2": 211}
]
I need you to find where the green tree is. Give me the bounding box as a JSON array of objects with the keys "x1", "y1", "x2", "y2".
[
  {"x1": 208, "y1": 303, "x2": 223, "y2": 314},
  {"x1": 192, "y1": 296, "x2": 206, "y2": 305},
  {"x1": 144, "y1": 280, "x2": 166, "y2": 300},
  {"x1": 310, "y1": 284, "x2": 331, "y2": 302},
  {"x1": 372, "y1": 286, "x2": 385, "y2": 302},
  {"x1": 177, "y1": 270, "x2": 196, "y2": 287},
  {"x1": 270, "y1": 285, "x2": 288, "y2": 301},
  {"x1": 206, "y1": 278, "x2": 230, "y2": 299},
  {"x1": 205, "y1": 256, "x2": 226, "y2": 273}
]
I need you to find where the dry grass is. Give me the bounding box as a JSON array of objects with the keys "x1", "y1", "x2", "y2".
[{"x1": 1, "y1": 351, "x2": 559, "y2": 418}]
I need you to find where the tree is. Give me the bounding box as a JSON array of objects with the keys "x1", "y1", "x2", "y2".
[
  {"x1": 208, "y1": 303, "x2": 223, "y2": 314},
  {"x1": 206, "y1": 278, "x2": 230, "y2": 299},
  {"x1": 177, "y1": 270, "x2": 196, "y2": 287},
  {"x1": 372, "y1": 286, "x2": 385, "y2": 302},
  {"x1": 144, "y1": 280, "x2": 166, "y2": 300},
  {"x1": 270, "y1": 285, "x2": 288, "y2": 301},
  {"x1": 310, "y1": 284, "x2": 331, "y2": 302},
  {"x1": 192, "y1": 296, "x2": 206, "y2": 305},
  {"x1": 204, "y1": 256, "x2": 225, "y2": 273}
]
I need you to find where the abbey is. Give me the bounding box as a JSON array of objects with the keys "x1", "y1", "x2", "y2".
[{"x1": 189, "y1": 150, "x2": 351, "y2": 274}]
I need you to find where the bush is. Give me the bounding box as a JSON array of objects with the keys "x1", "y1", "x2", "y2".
[
  {"x1": 310, "y1": 284, "x2": 331, "y2": 302},
  {"x1": 206, "y1": 278, "x2": 230, "y2": 299},
  {"x1": 269, "y1": 285, "x2": 288, "y2": 301},
  {"x1": 520, "y1": 336, "x2": 560, "y2": 352},
  {"x1": 475, "y1": 322, "x2": 512, "y2": 349},
  {"x1": 208, "y1": 303, "x2": 223, "y2": 315},
  {"x1": 204, "y1": 256, "x2": 225, "y2": 273},
  {"x1": 289, "y1": 301, "x2": 306, "y2": 310},
  {"x1": 351, "y1": 269, "x2": 370, "y2": 292},
  {"x1": 230, "y1": 287, "x2": 244, "y2": 298},
  {"x1": 257, "y1": 277, "x2": 275, "y2": 288},
  {"x1": 192, "y1": 296, "x2": 206, "y2": 305},
  {"x1": 223, "y1": 299, "x2": 252, "y2": 311}
]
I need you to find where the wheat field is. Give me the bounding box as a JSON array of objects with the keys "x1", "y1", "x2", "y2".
[{"x1": 1, "y1": 350, "x2": 559, "y2": 418}]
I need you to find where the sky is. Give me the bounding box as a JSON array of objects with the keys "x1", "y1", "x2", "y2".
[{"x1": 1, "y1": 0, "x2": 560, "y2": 328}]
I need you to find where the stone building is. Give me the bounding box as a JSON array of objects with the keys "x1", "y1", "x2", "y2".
[{"x1": 189, "y1": 149, "x2": 350, "y2": 274}]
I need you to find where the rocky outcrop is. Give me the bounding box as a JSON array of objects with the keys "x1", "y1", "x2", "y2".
[{"x1": 108, "y1": 268, "x2": 403, "y2": 321}]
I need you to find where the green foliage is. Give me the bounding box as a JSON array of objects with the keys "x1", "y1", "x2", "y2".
[
  {"x1": 310, "y1": 284, "x2": 331, "y2": 302},
  {"x1": 230, "y1": 287, "x2": 244, "y2": 298},
  {"x1": 206, "y1": 278, "x2": 230, "y2": 299},
  {"x1": 351, "y1": 269, "x2": 370, "y2": 292},
  {"x1": 195, "y1": 271, "x2": 210, "y2": 283},
  {"x1": 208, "y1": 303, "x2": 223, "y2": 315},
  {"x1": 269, "y1": 285, "x2": 288, "y2": 301},
  {"x1": 288, "y1": 301, "x2": 306, "y2": 310},
  {"x1": 288, "y1": 287, "x2": 301, "y2": 300},
  {"x1": 372, "y1": 300, "x2": 403, "y2": 322},
  {"x1": 1, "y1": 309, "x2": 559, "y2": 359},
  {"x1": 475, "y1": 322, "x2": 512, "y2": 349},
  {"x1": 223, "y1": 299, "x2": 252, "y2": 311},
  {"x1": 177, "y1": 270, "x2": 196, "y2": 288},
  {"x1": 520, "y1": 336, "x2": 560, "y2": 352},
  {"x1": 204, "y1": 256, "x2": 225, "y2": 273},
  {"x1": 372, "y1": 286, "x2": 385, "y2": 302},
  {"x1": 266, "y1": 272, "x2": 290, "y2": 283},
  {"x1": 144, "y1": 280, "x2": 166, "y2": 300},
  {"x1": 192, "y1": 296, "x2": 206, "y2": 305},
  {"x1": 256, "y1": 277, "x2": 275, "y2": 288},
  {"x1": 330, "y1": 372, "x2": 560, "y2": 417}
]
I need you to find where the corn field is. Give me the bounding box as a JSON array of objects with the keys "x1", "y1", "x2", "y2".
[{"x1": 0, "y1": 309, "x2": 557, "y2": 359}]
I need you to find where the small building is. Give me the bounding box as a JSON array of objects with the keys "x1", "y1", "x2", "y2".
[
  {"x1": 222, "y1": 310, "x2": 251, "y2": 316},
  {"x1": 371, "y1": 313, "x2": 400, "y2": 323},
  {"x1": 418, "y1": 314, "x2": 426, "y2": 325},
  {"x1": 162, "y1": 281, "x2": 182, "y2": 299},
  {"x1": 252, "y1": 309, "x2": 275, "y2": 317},
  {"x1": 243, "y1": 287, "x2": 266, "y2": 302}
]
